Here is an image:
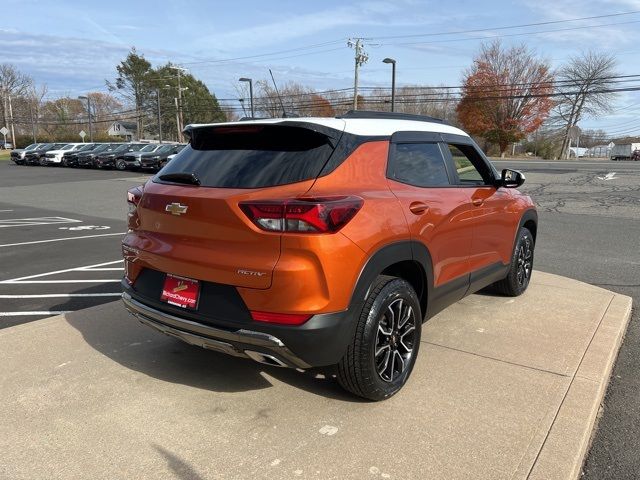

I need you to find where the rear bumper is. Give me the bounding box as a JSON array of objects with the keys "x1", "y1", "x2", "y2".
[{"x1": 121, "y1": 281, "x2": 360, "y2": 369}]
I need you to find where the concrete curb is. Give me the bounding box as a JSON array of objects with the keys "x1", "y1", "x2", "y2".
[{"x1": 527, "y1": 294, "x2": 633, "y2": 480}]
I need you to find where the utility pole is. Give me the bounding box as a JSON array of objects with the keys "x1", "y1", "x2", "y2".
[
  {"x1": 156, "y1": 88, "x2": 163, "y2": 143},
  {"x1": 29, "y1": 102, "x2": 36, "y2": 143},
  {"x1": 78, "y1": 96, "x2": 94, "y2": 142},
  {"x1": 174, "y1": 97, "x2": 180, "y2": 143},
  {"x1": 168, "y1": 66, "x2": 189, "y2": 142},
  {"x1": 8, "y1": 95, "x2": 16, "y2": 147},
  {"x1": 348, "y1": 38, "x2": 369, "y2": 110},
  {"x1": 177, "y1": 70, "x2": 184, "y2": 142}
]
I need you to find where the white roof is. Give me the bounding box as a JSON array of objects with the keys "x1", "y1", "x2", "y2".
[{"x1": 186, "y1": 116, "x2": 469, "y2": 138}]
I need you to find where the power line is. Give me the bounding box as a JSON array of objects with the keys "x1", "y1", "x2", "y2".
[
  {"x1": 364, "y1": 10, "x2": 640, "y2": 41},
  {"x1": 178, "y1": 40, "x2": 346, "y2": 66},
  {"x1": 385, "y1": 19, "x2": 640, "y2": 47}
]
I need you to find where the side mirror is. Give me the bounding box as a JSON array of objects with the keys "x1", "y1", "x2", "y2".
[{"x1": 499, "y1": 168, "x2": 525, "y2": 188}]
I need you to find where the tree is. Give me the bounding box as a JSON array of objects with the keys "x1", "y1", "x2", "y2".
[
  {"x1": 253, "y1": 80, "x2": 335, "y2": 118},
  {"x1": 554, "y1": 52, "x2": 618, "y2": 159},
  {"x1": 579, "y1": 129, "x2": 608, "y2": 148},
  {"x1": 148, "y1": 64, "x2": 225, "y2": 142},
  {"x1": 307, "y1": 94, "x2": 335, "y2": 117},
  {"x1": 0, "y1": 64, "x2": 33, "y2": 144},
  {"x1": 40, "y1": 97, "x2": 85, "y2": 139},
  {"x1": 107, "y1": 48, "x2": 152, "y2": 139},
  {"x1": 361, "y1": 85, "x2": 458, "y2": 122},
  {"x1": 457, "y1": 41, "x2": 554, "y2": 156}
]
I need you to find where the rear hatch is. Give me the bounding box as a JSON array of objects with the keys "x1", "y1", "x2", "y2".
[{"x1": 130, "y1": 121, "x2": 345, "y2": 289}]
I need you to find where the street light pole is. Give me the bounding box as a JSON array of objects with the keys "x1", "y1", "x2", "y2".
[
  {"x1": 239, "y1": 78, "x2": 254, "y2": 118},
  {"x1": 78, "y1": 96, "x2": 93, "y2": 142},
  {"x1": 382, "y1": 58, "x2": 396, "y2": 112},
  {"x1": 238, "y1": 98, "x2": 247, "y2": 117}
]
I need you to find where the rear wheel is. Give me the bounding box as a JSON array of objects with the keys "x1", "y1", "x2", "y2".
[
  {"x1": 337, "y1": 276, "x2": 421, "y2": 401},
  {"x1": 493, "y1": 227, "x2": 534, "y2": 296}
]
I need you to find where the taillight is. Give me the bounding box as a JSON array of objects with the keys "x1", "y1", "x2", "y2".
[
  {"x1": 239, "y1": 196, "x2": 363, "y2": 234},
  {"x1": 127, "y1": 185, "x2": 144, "y2": 216},
  {"x1": 250, "y1": 311, "x2": 312, "y2": 325}
]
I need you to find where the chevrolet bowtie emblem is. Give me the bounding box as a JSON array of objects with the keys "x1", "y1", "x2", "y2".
[{"x1": 165, "y1": 203, "x2": 188, "y2": 215}]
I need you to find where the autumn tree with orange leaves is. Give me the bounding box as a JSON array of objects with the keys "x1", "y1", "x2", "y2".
[{"x1": 457, "y1": 41, "x2": 554, "y2": 157}]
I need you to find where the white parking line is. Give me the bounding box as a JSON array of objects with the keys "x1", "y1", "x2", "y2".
[
  {"x1": 0, "y1": 217, "x2": 82, "y2": 228},
  {"x1": 77, "y1": 267, "x2": 124, "y2": 271},
  {"x1": 0, "y1": 232, "x2": 125, "y2": 248},
  {"x1": 4, "y1": 280, "x2": 121, "y2": 284},
  {"x1": 0, "y1": 293, "x2": 122, "y2": 298},
  {"x1": 1, "y1": 260, "x2": 123, "y2": 283},
  {"x1": 0, "y1": 209, "x2": 14, "y2": 212},
  {"x1": 0, "y1": 311, "x2": 71, "y2": 316}
]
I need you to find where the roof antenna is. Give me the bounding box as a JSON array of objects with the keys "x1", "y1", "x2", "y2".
[{"x1": 269, "y1": 69, "x2": 287, "y2": 118}]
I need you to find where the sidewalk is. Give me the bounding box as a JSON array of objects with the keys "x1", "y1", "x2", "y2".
[{"x1": 0, "y1": 272, "x2": 632, "y2": 480}]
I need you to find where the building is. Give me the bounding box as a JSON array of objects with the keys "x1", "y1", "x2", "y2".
[{"x1": 107, "y1": 121, "x2": 137, "y2": 141}]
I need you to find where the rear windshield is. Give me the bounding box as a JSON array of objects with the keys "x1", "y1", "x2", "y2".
[{"x1": 155, "y1": 125, "x2": 336, "y2": 188}]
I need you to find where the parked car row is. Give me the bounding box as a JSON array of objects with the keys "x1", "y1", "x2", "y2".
[{"x1": 10, "y1": 142, "x2": 186, "y2": 171}]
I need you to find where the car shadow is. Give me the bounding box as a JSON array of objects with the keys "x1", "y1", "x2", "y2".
[{"x1": 61, "y1": 292, "x2": 362, "y2": 403}]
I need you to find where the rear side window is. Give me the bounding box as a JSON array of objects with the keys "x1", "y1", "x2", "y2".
[
  {"x1": 390, "y1": 143, "x2": 450, "y2": 187},
  {"x1": 156, "y1": 125, "x2": 336, "y2": 188}
]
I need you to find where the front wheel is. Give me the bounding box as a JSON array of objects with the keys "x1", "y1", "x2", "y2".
[
  {"x1": 493, "y1": 227, "x2": 534, "y2": 296},
  {"x1": 115, "y1": 159, "x2": 127, "y2": 171},
  {"x1": 337, "y1": 276, "x2": 421, "y2": 401}
]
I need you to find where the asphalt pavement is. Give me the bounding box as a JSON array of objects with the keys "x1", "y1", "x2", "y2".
[{"x1": 0, "y1": 163, "x2": 150, "y2": 326}]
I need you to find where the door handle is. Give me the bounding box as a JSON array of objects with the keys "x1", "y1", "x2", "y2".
[
  {"x1": 409, "y1": 202, "x2": 429, "y2": 215},
  {"x1": 471, "y1": 198, "x2": 484, "y2": 207}
]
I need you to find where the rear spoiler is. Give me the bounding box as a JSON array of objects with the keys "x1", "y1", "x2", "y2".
[{"x1": 183, "y1": 121, "x2": 344, "y2": 149}]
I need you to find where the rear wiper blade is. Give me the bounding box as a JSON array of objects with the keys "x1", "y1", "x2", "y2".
[{"x1": 159, "y1": 172, "x2": 201, "y2": 186}]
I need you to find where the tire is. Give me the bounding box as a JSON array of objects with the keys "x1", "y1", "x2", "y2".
[
  {"x1": 337, "y1": 275, "x2": 421, "y2": 401},
  {"x1": 61, "y1": 158, "x2": 68, "y2": 167},
  {"x1": 492, "y1": 227, "x2": 534, "y2": 297},
  {"x1": 39, "y1": 158, "x2": 47, "y2": 166},
  {"x1": 115, "y1": 159, "x2": 127, "y2": 171}
]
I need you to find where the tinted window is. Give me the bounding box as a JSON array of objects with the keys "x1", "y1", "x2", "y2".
[
  {"x1": 449, "y1": 145, "x2": 491, "y2": 185},
  {"x1": 391, "y1": 143, "x2": 450, "y2": 187},
  {"x1": 156, "y1": 125, "x2": 335, "y2": 188}
]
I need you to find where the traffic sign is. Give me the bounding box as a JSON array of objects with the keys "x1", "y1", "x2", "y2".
[
  {"x1": 79, "y1": 130, "x2": 86, "y2": 139},
  {"x1": 0, "y1": 127, "x2": 8, "y2": 136}
]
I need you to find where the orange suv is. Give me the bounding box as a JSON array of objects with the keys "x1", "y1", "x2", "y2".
[{"x1": 121, "y1": 111, "x2": 537, "y2": 400}]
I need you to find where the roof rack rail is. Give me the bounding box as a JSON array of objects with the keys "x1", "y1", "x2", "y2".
[{"x1": 337, "y1": 110, "x2": 445, "y2": 124}]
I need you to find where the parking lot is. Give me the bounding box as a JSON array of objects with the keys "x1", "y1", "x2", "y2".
[
  {"x1": 0, "y1": 163, "x2": 150, "y2": 327},
  {"x1": 0, "y1": 157, "x2": 639, "y2": 479}
]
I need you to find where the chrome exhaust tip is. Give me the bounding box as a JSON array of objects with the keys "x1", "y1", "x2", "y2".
[{"x1": 244, "y1": 350, "x2": 288, "y2": 368}]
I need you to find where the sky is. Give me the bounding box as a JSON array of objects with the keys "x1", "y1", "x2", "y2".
[{"x1": 4, "y1": 0, "x2": 640, "y2": 135}]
